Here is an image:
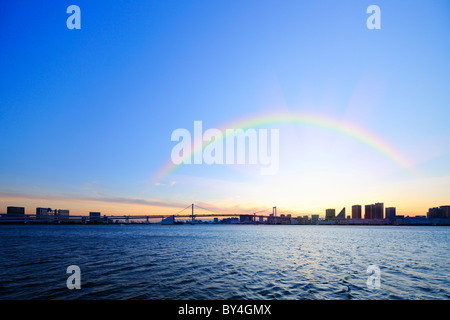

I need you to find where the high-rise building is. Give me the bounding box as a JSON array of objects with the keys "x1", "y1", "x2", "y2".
[
  {"x1": 385, "y1": 207, "x2": 396, "y2": 219},
  {"x1": 427, "y1": 206, "x2": 450, "y2": 219},
  {"x1": 427, "y1": 207, "x2": 441, "y2": 219},
  {"x1": 364, "y1": 205, "x2": 373, "y2": 219},
  {"x1": 336, "y1": 208, "x2": 346, "y2": 219},
  {"x1": 440, "y1": 205, "x2": 450, "y2": 218},
  {"x1": 311, "y1": 214, "x2": 319, "y2": 224},
  {"x1": 374, "y1": 203, "x2": 384, "y2": 219},
  {"x1": 365, "y1": 203, "x2": 384, "y2": 219},
  {"x1": 352, "y1": 205, "x2": 362, "y2": 219},
  {"x1": 325, "y1": 209, "x2": 335, "y2": 220}
]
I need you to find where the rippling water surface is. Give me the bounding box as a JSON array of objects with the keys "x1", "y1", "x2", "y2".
[{"x1": 0, "y1": 224, "x2": 449, "y2": 299}]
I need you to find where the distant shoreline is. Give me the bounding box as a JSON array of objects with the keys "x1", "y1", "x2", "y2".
[{"x1": 1, "y1": 221, "x2": 449, "y2": 226}]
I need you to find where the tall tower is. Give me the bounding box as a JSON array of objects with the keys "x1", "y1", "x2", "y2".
[
  {"x1": 374, "y1": 203, "x2": 384, "y2": 219},
  {"x1": 352, "y1": 205, "x2": 362, "y2": 219},
  {"x1": 385, "y1": 207, "x2": 396, "y2": 219},
  {"x1": 273, "y1": 206, "x2": 277, "y2": 224},
  {"x1": 325, "y1": 209, "x2": 336, "y2": 220},
  {"x1": 365, "y1": 204, "x2": 373, "y2": 219}
]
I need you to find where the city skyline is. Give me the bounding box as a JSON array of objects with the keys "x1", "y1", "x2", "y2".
[
  {"x1": 1, "y1": 200, "x2": 449, "y2": 220},
  {"x1": 1, "y1": 1, "x2": 450, "y2": 217}
]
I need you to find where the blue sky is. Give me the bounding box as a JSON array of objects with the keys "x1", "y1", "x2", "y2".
[{"x1": 1, "y1": 0, "x2": 449, "y2": 216}]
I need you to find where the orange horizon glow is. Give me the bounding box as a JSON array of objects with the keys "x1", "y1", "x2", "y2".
[{"x1": 0, "y1": 194, "x2": 440, "y2": 218}]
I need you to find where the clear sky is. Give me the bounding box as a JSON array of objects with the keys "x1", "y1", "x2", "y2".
[{"x1": 1, "y1": 0, "x2": 449, "y2": 217}]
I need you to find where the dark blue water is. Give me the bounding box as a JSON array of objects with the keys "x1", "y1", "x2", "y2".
[{"x1": 0, "y1": 224, "x2": 449, "y2": 299}]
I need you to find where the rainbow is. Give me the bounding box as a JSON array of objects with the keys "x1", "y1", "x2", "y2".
[{"x1": 154, "y1": 111, "x2": 415, "y2": 181}]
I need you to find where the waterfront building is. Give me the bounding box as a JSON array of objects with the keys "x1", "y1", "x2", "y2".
[
  {"x1": 385, "y1": 207, "x2": 396, "y2": 219},
  {"x1": 36, "y1": 208, "x2": 69, "y2": 220},
  {"x1": 277, "y1": 214, "x2": 291, "y2": 224},
  {"x1": 325, "y1": 209, "x2": 335, "y2": 220},
  {"x1": 427, "y1": 206, "x2": 450, "y2": 219},
  {"x1": 36, "y1": 207, "x2": 52, "y2": 218},
  {"x1": 365, "y1": 204, "x2": 373, "y2": 219},
  {"x1": 89, "y1": 212, "x2": 102, "y2": 222},
  {"x1": 221, "y1": 217, "x2": 239, "y2": 224},
  {"x1": 440, "y1": 205, "x2": 450, "y2": 218},
  {"x1": 161, "y1": 215, "x2": 175, "y2": 225},
  {"x1": 352, "y1": 205, "x2": 362, "y2": 219},
  {"x1": 6, "y1": 206, "x2": 25, "y2": 216},
  {"x1": 365, "y1": 203, "x2": 384, "y2": 219},
  {"x1": 239, "y1": 215, "x2": 253, "y2": 223},
  {"x1": 267, "y1": 213, "x2": 281, "y2": 224},
  {"x1": 374, "y1": 203, "x2": 384, "y2": 219},
  {"x1": 335, "y1": 208, "x2": 345, "y2": 219},
  {"x1": 427, "y1": 207, "x2": 440, "y2": 219},
  {"x1": 56, "y1": 209, "x2": 70, "y2": 217}
]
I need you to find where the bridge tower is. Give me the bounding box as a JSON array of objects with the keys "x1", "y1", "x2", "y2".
[{"x1": 273, "y1": 206, "x2": 277, "y2": 224}]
